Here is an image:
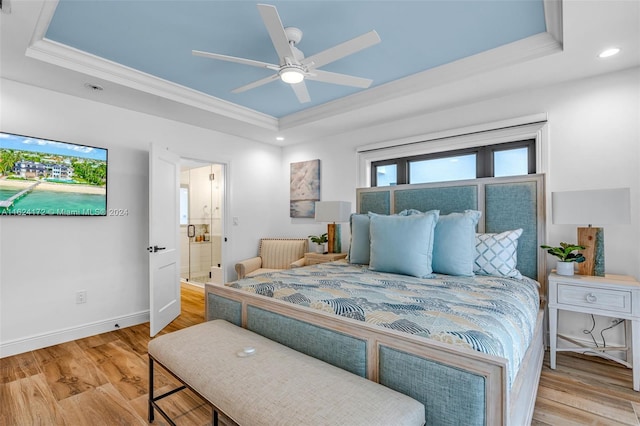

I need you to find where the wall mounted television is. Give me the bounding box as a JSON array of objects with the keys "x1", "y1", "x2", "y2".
[{"x1": 0, "y1": 131, "x2": 107, "y2": 216}]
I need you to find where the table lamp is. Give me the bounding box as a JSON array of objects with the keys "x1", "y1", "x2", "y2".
[
  {"x1": 314, "y1": 201, "x2": 352, "y2": 253},
  {"x1": 552, "y1": 188, "x2": 630, "y2": 276}
]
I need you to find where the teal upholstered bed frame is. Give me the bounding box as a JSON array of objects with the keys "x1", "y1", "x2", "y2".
[
  {"x1": 357, "y1": 174, "x2": 545, "y2": 283},
  {"x1": 206, "y1": 174, "x2": 546, "y2": 426}
]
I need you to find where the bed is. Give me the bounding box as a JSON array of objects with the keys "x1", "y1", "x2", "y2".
[{"x1": 205, "y1": 174, "x2": 546, "y2": 426}]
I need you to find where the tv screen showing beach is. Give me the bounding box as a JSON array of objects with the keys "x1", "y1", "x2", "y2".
[{"x1": 0, "y1": 132, "x2": 107, "y2": 216}]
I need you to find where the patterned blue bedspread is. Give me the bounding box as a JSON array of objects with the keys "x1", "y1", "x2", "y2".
[{"x1": 229, "y1": 260, "x2": 540, "y2": 385}]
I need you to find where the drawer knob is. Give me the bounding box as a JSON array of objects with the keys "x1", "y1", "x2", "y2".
[{"x1": 586, "y1": 293, "x2": 597, "y2": 303}]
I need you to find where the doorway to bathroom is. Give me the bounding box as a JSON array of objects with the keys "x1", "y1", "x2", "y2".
[{"x1": 179, "y1": 160, "x2": 224, "y2": 286}]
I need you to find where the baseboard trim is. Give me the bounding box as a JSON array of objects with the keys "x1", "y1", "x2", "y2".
[{"x1": 0, "y1": 310, "x2": 150, "y2": 358}]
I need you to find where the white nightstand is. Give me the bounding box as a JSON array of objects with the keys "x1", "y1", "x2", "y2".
[{"x1": 548, "y1": 272, "x2": 640, "y2": 391}]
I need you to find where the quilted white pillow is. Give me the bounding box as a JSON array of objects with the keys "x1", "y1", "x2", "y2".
[{"x1": 474, "y1": 229, "x2": 523, "y2": 279}]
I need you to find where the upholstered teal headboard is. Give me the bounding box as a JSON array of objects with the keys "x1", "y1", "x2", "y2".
[{"x1": 356, "y1": 174, "x2": 546, "y2": 283}]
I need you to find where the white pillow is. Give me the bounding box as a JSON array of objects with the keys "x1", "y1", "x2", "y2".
[{"x1": 474, "y1": 229, "x2": 523, "y2": 279}]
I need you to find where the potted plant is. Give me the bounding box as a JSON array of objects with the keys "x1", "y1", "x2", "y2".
[
  {"x1": 540, "y1": 242, "x2": 586, "y2": 276},
  {"x1": 309, "y1": 233, "x2": 328, "y2": 253}
]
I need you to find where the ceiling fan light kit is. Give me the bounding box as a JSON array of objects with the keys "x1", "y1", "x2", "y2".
[
  {"x1": 279, "y1": 66, "x2": 305, "y2": 84},
  {"x1": 192, "y1": 3, "x2": 380, "y2": 103}
]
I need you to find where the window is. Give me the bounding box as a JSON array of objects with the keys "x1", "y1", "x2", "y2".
[
  {"x1": 180, "y1": 186, "x2": 189, "y2": 225},
  {"x1": 375, "y1": 164, "x2": 398, "y2": 186},
  {"x1": 493, "y1": 146, "x2": 529, "y2": 177},
  {"x1": 409, "y1": 153, "x2": 476, "y2": 184},
  {"x1": 371, "y1": 139, "x2": 535, "y2": 186}
]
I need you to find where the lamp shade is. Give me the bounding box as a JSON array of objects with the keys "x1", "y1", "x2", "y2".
[
  {"x1": 552, "y1": 188, "x2": 631, "y2": 225},
  {"x1": 314, "y1": 201, "x2": 352, "y2": 223}
]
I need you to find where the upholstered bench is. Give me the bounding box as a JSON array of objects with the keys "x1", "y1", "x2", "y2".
[{"x1": 148, "y1": 320, "x2": 425, "y2": 426}]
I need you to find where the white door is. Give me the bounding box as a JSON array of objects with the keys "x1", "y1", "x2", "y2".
[{"x1": 149, "y1": 144, "x2": 181, "y2": 336}]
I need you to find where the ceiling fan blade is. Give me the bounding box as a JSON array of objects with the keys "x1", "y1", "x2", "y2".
[
  {"x1": 301, "y1": 30, "x2": 381, "y2": 69},
  {"x1": 306, "y1": 69, "x2": 373, "y2": 88},
  {"x1": 257, "y1": 4, "x2": 296, "y2": 64},
  {"x1": 231, "y1": 73, "x2": 280, "y2": 94},
  {"x1": 192, "y1": 50, "x2": 279, "y2": 70},
  {"x1": 291, "y1": 81, "x2": 311, "y2": 103}
]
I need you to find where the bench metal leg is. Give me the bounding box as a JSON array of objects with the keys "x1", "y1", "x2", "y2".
[
  {"x1": 148, "y1": 356, "x2": 155, "y2": 423},
  {"x1": 148, "y1": 354, "x2": 233, "y2": 425},
  {"x1": 148, "y1": 355, "x2": 187, "y2": 426}
]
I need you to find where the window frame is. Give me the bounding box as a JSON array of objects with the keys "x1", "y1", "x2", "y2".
[
  {"x1": 371, "y1": 139, "x2": 535, "y2": 186},
  {"x1": 357, "y1": 116, "x2": 548, "y2": 188}
]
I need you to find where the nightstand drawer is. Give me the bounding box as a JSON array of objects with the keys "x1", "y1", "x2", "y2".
[{"x1": 557, "y1": 283, "x2": 632, "y2": 313}]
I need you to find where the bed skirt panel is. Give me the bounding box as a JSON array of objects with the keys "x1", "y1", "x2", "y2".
[
  {"x1": 379, "y1": 345, "x2": 486, "y2": 426},
  {"x1": 207, "y1": 291, "x2": 494, "y2": 425},
  {"x1": 246, "y1": 306, "x2": 368, "y2": 377},
  {"x1": 207, "y1": 293, "x2": 242, "y2": 326}
]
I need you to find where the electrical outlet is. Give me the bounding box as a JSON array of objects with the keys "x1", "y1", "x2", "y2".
[{"x1": 76, "y1": 290, "x2": 87, "y2": 304}]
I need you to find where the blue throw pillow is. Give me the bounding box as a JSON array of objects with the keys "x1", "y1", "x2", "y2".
[
  {"x1": 348, "y1": 213, "x2": 371, "y2": 264},
  {"x1": 368, "y1": 210, "x2": 439, "y2": 278},
  {"x1": 432, "y1": 210, "x2": 482, "y2": 276}
]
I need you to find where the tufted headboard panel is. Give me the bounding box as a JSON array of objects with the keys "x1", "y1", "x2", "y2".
[{"x1": 356, "y1": 174, "x2": 546, "y2": 286}]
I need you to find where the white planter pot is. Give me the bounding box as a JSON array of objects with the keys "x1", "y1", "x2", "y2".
[
  {"x1": 556, "y1": 261, "x2": 575, "y2": 276},
  {"x1": 315, "y1": 243, "x2": 325, "y2": 253}
]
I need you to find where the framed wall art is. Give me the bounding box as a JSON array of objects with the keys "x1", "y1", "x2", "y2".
[{"x1": 290, "y1": 159, "x2": 320, "y2": 218}]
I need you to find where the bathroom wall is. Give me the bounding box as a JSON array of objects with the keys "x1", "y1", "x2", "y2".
[{"x1": 179, "y1": 164, "x2": 223, "y2": 283}]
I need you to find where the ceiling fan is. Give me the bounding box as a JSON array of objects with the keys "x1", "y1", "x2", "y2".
[{"x1": 192, "y1": 3, "x2": 381, "y2": 103}]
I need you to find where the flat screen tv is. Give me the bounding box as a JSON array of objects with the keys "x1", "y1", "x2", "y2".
[{"x1": 0, "y1": 131, "x2": 107, "y2": 216}]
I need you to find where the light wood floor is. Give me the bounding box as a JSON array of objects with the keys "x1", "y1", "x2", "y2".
[{"x1": 2, "y1": 283, "x2": 640, "y2": 425}]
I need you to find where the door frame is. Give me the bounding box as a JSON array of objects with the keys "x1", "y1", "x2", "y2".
[{"x1": 177, "y1": 154, "x2": 230, "y2": 286}]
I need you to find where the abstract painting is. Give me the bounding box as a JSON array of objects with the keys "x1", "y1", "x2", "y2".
[{"x1": 290, "y1": 159, "x2": 320, "y2": 218}]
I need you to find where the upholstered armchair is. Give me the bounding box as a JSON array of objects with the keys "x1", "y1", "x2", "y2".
[{"x1": 235, "y1": 238, "x2": 307, "y2": 280}]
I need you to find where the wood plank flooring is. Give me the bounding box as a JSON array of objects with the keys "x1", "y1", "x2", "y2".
[{"x1": 2, "y1": 282, "x2": 640, "y2": 425}]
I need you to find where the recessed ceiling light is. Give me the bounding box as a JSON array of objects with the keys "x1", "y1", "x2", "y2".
[
  {"x1": 276, "y1": 136, "x2": 285, "y2": 141},
  {"x1": 598, "y1": 48, "x2": 620, "y2": 58}
]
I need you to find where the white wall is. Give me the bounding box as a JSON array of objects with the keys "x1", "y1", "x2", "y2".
[
  {"x1": 280, "y1": 67, "x2": 640, "y2": 345},
  {"x1": 2, "y1": 66, "x2": 637, "y2": 356},
  {"x1": 0, "y1": 79, "x2": 282, "y2": 356}
]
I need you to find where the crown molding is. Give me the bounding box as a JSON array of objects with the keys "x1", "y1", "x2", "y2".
[
  {"x1": 279, "y1": 30, "x2": 563, "y2": 131},
  {"x1": 26, "y1": 0, "x2": 277, "y2": 131},
  {"x1": 26, "y1": 39, "x2": 278, "y2": 131},
  {"x1": 279, "y1": 0, "x2": 564, "y2": 130},
  {"x1": 25, "y1": 0, "x2": 562, "y2": 134},
  {"x1": 544, "y1": 0, "x2": 563, "y2": 46}
]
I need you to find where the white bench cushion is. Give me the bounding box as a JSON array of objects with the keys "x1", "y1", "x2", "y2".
[{"x1": 149, "y1": 320, "x2": 425, "y2": 426}]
